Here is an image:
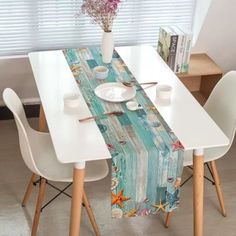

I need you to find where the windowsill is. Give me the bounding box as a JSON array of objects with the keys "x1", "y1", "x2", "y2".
[{"x1": 0, "y1": 54, "x2": 28, "y2": 60}]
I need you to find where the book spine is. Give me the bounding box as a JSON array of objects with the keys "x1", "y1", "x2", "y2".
[
  {"x1": 181, "y1": 34, "x2": 192, "y2": 73},
  {"x1": 167, "y1": 35, "x2": 178, "y2": 71},
  {"x1": 157, "y1": 27, "x2": 164, "y2": 56},
  {"x1": 179, "y1": 34, "x2": 186, "y2": 73},
  {"x1": 174, "y1": 34, "x2": 185, "y2": 73}
]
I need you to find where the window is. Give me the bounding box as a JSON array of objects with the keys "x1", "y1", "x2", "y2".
[{"x1": 0, "y1": 0, "x2": 196, "y2": 56}]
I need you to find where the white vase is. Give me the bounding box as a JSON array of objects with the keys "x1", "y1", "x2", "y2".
[{"x1": 101, "y1": 31, "x2": 114, "y2": 63}]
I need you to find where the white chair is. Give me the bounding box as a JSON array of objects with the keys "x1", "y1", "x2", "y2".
[
  {"x1": 165, "y1": 71, "x2": 236, "y2": 227},
  {"x1": 3, "y1": 88, "x2": 109, "y2": 236}
]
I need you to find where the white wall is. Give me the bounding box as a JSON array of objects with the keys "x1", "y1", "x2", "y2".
[
  {"x1": 0, "y1": 0, "x2": 235, "y2": 104},
  {"x1": 192, "y1": 0, "x2": 236, "y2": 72},
  {"x1": 0, "y1": 57, "x2": 39, "y2": 105}
]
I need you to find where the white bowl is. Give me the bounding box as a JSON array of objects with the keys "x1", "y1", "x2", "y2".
[
  {"x1": 94, "y1": 66, "x2": 109, "y2": 80},
  {"x1": 63, "y1": 93, "x2": 80, "y2": 108},
  {"x1": 156, "y1": 84, "x2": 173, "y2": 100},
  {"x1": 126, "y1": 101, "x2": 139, "y2": 111}
]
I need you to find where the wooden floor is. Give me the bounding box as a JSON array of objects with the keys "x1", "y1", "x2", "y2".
[{"x1": 0, "y1": 118, "x2": 236, "y2": 236}]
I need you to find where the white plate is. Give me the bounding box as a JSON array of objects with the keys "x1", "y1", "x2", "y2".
[{"x1": 94, "y1": 82, "x2": 136, "y2": 102}]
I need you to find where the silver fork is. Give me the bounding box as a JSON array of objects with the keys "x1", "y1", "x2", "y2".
[{"x1": 119, "y1": 79, "x2": 158, "y2": 87}]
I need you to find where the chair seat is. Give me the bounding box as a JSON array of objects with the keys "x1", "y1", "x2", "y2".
[
  {"x1": 183, "y1": 145, "x2": 229, "y2": 166},
  {"x1": 29, "y1": 129, "x2": 109, "y2": 182}
]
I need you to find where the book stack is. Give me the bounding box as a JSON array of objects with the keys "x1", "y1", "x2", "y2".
[{"x1": 157, "y1": 26, "x2": 192, "y2": 73}]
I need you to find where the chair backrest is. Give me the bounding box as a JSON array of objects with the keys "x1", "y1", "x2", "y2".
[
  {"x1": 3, "y1": 88, "x2": 40, "y2": 175},
  {"x1": 204, "y1": 71, "x2": 236, "y2": 151}
]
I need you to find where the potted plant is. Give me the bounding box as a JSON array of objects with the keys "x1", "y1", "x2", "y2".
[{"x1": 81, "y1": 0, "x2": 121, "y2": 63}]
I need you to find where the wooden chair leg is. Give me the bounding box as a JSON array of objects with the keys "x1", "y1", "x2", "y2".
[
  {"x1": 82, "y1": 190, "x2": 100, "y2": 236},
  {"x1": 32, "y1": 178, "x2": 46, "y2": 236},
  {"x1": 210, "y1": 160, "x2": 227, "y2": 217},
  {"x1": 165, "y1": 212, "x2": 173, "y2": 228},
  {"x1": 22, "y1": 174, "x2": 37, "y2": 207}
]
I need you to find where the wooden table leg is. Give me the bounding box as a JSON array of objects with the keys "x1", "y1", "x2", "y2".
[
  {"x1": 193, "y1": 149, "x2": 204, "y2": 236},
  {"x1": 39, "y1": 104, "x2": 47, "y2": 132},
  {"x1": 69, "y1": 162, "x2": 85, "y2": 236}
]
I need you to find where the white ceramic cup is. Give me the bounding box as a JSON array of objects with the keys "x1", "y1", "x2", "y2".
[
  {"x1": 126, "y1": 101, "x2": 139, "y2": 111},
  {"x1": 94, "y1": 66, "x2": 109, "y2": 80},
  {"x1": 63, "y1": 93, "x2": 80, "y2": 108},
  {"x1": 156, "y1": 84, "x2": 173, "y2": 100}
]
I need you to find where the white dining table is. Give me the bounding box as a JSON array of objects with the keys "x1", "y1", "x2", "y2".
[{"x1": 28, "y1": 45, "x2": 229, "y2": 236}]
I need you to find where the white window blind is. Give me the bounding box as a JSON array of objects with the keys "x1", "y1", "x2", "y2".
[{"x1": 0, "y1": 0, "x2": 195, "y2": 56}]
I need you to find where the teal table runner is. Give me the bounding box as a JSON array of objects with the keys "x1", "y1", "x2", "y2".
[{"x1": 64, "y1": 48, "x2": 184, "y2": 218}]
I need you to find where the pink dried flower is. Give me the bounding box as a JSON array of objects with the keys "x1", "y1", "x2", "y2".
[{"x1": 81, "y1": 0, "x2": 121, "y2": 32}]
